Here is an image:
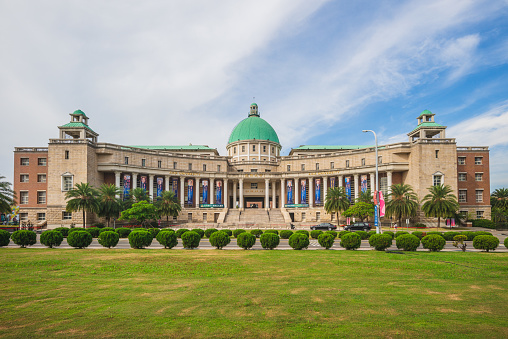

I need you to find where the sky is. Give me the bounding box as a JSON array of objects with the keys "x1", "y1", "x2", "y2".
[{"x1": 1, "y1": 0, "x2": 508, "y2": 190}]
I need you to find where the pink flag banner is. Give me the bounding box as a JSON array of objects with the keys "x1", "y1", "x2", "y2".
[{"x1": 379, "y1": 191, "x2": 385, "y2": 217}]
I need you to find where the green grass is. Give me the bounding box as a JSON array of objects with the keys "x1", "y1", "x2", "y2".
[{"x1": 0, "y1": 249, "x2": 507, "y2": 338}]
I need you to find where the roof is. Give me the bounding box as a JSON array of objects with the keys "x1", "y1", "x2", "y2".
[
  {"x1": 418, "y1": 109, "x2": 434, "y2": 118},
  {"x1": 59, "y1": 122, "x2": 96, "y2": 134},
  {"x1": 71, "y1": 109, "x2": 88, "y2": 118},
  {"x1": 129, "y1": 145, "x2": 214, "y2": 150},
  {"x1": 293, "y1": 145, "x2": 372, "y2": 150},
  {"x1": 410, "y1": 122, "x2": 445, "y2": 133},
  {"x1": 228, "y1": 116, "x2": 280, "y2": 144}
]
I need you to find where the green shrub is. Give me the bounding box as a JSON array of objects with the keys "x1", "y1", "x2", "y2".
[
  {"x1": 396, "y1": 234, "x2": 420, "y2": 251},
  {"x1": 340, "y1": 232, "x2": 361, "y2": 250},
  {"x1": 156, "y1": 230, "x2": 177, "y2": 249},
  {"x1": 453, "y1": 235, "x2": 468, "y2": 252},
  {"x1": 176, "y1": 229, "x2": 189, "y2": 238},
  {"x1": 250, "y1": 229, "x2": 263, "y2": 238},
  {"x1": 204, "y1": 228, "x2": 218, "y2": 238},
  {"x1": 68, "y1": 227, "x2": 86, "y2": 234},
  {"x1": 295, "y1": 230, "x2": 309, "y2": 237},
  {"x1": 442, "y1": 232, "x2": 460, "y2": 241},
  {"x1": 209, "y1": 231, "x2": 231, "y2": 249},
  {"x1": 279, "y1": 230, "x2": 293, "y2": 239},
  {"x1": 412, "y1": 231, "x2": 425, "y2": 239},
  {"x1": 99, "y1": 227, "x2": 115, "y2": 234},
  {"x1": 233, "y1": 229, "x2": 246, "y2": 238},
  {"x1": 325, "y1": 231, "x2": 338, "y2": 239},
  {"x1": 461, "y1": 231, "x2": 475, "y2": 241},
  {"x1": 421, "y1": 234, "x2": 446, "y2": 252},
  {"x1": 91, "y1": 222, "x2": 105, "y2": 228},
  {"x1": 504, "y1": 237, "x2": 508, "y2": 249},
  {"x1": 116, "y1": 227, "x2": 132, "y2": 238},
  {"x1": 369, "y1": 234, "x2": 393, "y2": 251},
  {"x1": 414, "y1": 223, "x2": 427, "y2": 228},
  {"x1": 11, "y1": 230, "x2": 37, "y2": 248},
  {"x1": 0, "y1": 229, "x2": 10, "y2": 247},
  {"x1": 355, "y1": 230, "x2": 369, "y2": 240},
  {"x1": 265, "y1": 230, "x2": 279, "y2": 235},
  {"x1": 471, "y1": 219, "x2": 496, "y2": 229},
  {"x1": 260, "y1": 233, "x2": 280, "y2": 250},
  {"x1": 473, "y1": 235, "x2": 499, "y2": 252},
  {"x1": 188, "y1": 228, "x2": 203, "y2": 238},
  {"x1": 394, "y1": 231, "x2": 409, "y2": 238},
  {"x1": 318, "y1": 233, "x2": 335, "y2": 249},
  {"x1": 98, "y1": 231, "x2": 119, "y2": 248},
  {"x1": 383, "y1": 231, "x2": 394, "y2": 239},
  {"x1": 221, "y1": 229, "x2": 233, "y2": 237},
  {"x1": 310, "y1": 230, "x2": 323, "y2": 239},
  {"x1": 128, "y1": 229, "x2": 153, "y2": 249},
  {"x1": 67, "y1": 231, "x2": 93, "y2": 249},
  {"x1": 426, "y1": 231, "x2": 443, "y2": 238},
  {"x1": 368, "y1": 230, "x2": 376, "y2": 238},
  {"x1": 237, "y1": 232, "x2": 256, "y2": 249},
  {"x1": 473, "y1": 231, "x2": 492, "y2": 239},
  {"x1": 182, "y1": 231, "x2": 201, "y2": 249},
  {"x1": 289, "y1": 233, "x2": 310, "y2": 250},
  {"x1": 40, "y1": 230, "x2": 63, "y2": 248},
  {"x1": 54, "y1": 227, "x2": 70, "y2": 237},
  {"x1": 338, "y1": 230, "x2": 350, "y2": 238},
  {"x1": 85, "y1": 227, "x2": 100, "y2": 238},
  {"x1": 147, "y1": 228, "x2": 160, "y2": 238}
]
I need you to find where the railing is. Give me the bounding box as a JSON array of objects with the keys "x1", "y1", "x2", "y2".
[
  {"x1": 15, "y1": 147, "x2": 48, "y2": 152},
  {"x1": 412, "y1": 138, "x2": 456, "y2": 144},
  {"x1": 49, "y1": 139, "x2": 96, "y2": 146},
  {"x1": 457, "y1": 146, "x2": 489, "y2": 151},
  {"x1": 95, "y1": 142, "x2": 224, "y2": 160}
]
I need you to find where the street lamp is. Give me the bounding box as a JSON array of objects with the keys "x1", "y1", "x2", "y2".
[{"x1": 362, "y1": 130, "x2": 381, "y2": 234}]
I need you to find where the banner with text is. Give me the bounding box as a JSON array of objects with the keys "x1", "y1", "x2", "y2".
[
  {"x1": 123, "y1": 174, "x2": 131, "y2": 200},
  {"x1": 202, "y1": 180, "x2": 209, "y2": 204},
  {"x1": 156, "y1": 177, "x2": 163, "y2": 197},
  {"x1": 172, "y1": 177, "x2": 178, "y2": 197},
  {"x1": 216, "y1": 181, "x2": 222, "y2": 204},
  {"x1": 140, "y1": 176, "x2": 147, "y2": 191},
  {"x1": 345, "y1": 176, "x2": 351, "y2": 202},
  {"x1": 287, "y1": 180, "x2": 294, "y2": 205},
  {"x1": 330, "y1": 177, "x2": 336, "y2": 190},
  {"x1": 361, "y1": 175, "x2": 367, "y2": 193},
  {"x1": 300, "y1": 179, "x2": 306, "y2": 203},
  {"x1": 187, "y1": 179, "x2": 194, "y2": 205},
  {"x1": 315, "y1": 178, "x2": 321, "y2": 204}
]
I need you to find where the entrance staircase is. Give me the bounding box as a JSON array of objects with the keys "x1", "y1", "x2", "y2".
[{"x1": 222, "y1": 209, "x2": 289, "y2": 228}]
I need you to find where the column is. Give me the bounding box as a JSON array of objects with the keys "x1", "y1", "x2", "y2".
[
  {"x1": 309, "y1": 177, "x2": 314, "y2": 207},
  {"x1": 370, "y1": 173, "x2": 375, "y2": 192},
  {"x1": 165, "y1": 175, "x2": 170, "y2": 192},
  {"x1": 132, "y1": 173, "x2": 138, "y2": 189},
  {"x1": 280, "y1": 178, "x2": 285, "y2": 208},
  {"x1": 354, "y1": 174, "x2": 359, "y2": 202},
  {"x1": 387, "y1": 171, "x2": 393, "y2": 196},
  {"x1": 294, "y1": 178, "x2": 299, "y2": 204},
  {"x1": 224, "y1": 179, "x2": 228, "y2": 208},
  {"x1": 339, "y1": 175, "x2": 343, "y2": 188},
  {"x1": 210, "y1": 178, "x2": 214, "y2": 205},
  {"x1": 180, "y1": 177, "x2": 185, "y2": 206},
  {"x1": 233, "y1": 180, "x2": 237, "y2": 208},
  {"x1": 271, "y1": 180, "x2": 276, "y2": 209},
  {"x1": 149, "y1": 174, "x2": 154, "y2": 201},
  {"x1": 265, "y1": 179, "x2": 270, "y2": 209},
  {"x1": 115, "y1": 171, "x2": 121, "y2": 198},
  {"x1": 324, "y1": 176, "x2": 328, "y2": 202},
  {"x1": 195, "y1": 178, "x2": 200, "y2": 207},
  {"x1": 239, "y1": 178, "x2": 244, "y2": 209}
]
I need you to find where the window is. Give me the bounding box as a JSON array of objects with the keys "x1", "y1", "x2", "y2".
[
  {"x1": 20, "y1": 158, "x2": 29, "y2": 166},
  {"x1": 435, "y1": 150, "x2": 439, "y2": 158},
  {"x1": 141, "y1": 159, "x2": 146, "y2": 167},
  {"x1": 124, "y1": 157, "x2": 129, "y2": 165},
  {"x1": 287, "y1": 165, "x2": 291, "y2": 171},
  {"x1": 203, "y1": 164, "x2": 207, "y2": 171},
  {"x1": 173, "y1": 162, "x2": 177, "y2": 169},
  {"x1": 234, "y1": 147, "x2": 236, "y2": 154},
  {"x1": 62, "y1": 175, "x2": 73, "y2": 191},
  {"x1": 242, "y1": 145, "x2": 245, "y2": 152},
  {"x1": 38, "y1": 158, "x2": 46, "y2": 166},
  {"x1": 253, "y1": 145, "x2": 256, "y2": 152},
  {"x1": 459, "y1": 190, "x2": 467, "y2": 203},
  {"x1": 433, "y1": 175, "x2": 442, "y2": 186},
  {"x1": 157, "y1": 160, "x2": 162, "y2": 168},
  {"x1": 378, "y1": 156, "x2": 382, "y2": 164},
  {"x1": 37, "y1": 213, "x2": 46, "y2": 221},
  {"x1": 263, "y1": 145, "x2": 266, "y2": 152},
  {"x1": 251, "y1": 183, "x2": 258, "y2": 189},
  {"x1": 37, "y1": 191, "x2": 46, "y2": 204},
  {"x1": 458, "y1": 157, "x2": 466, "y2": 165},
  {"x1": 475, "y1": 173, "x2": 483, "y2": 181},
  {"x1": 37, "y1": 174, "x2": 46, "y2": 183},
  {"x1": 316, "y1": 163, "x2": 319, "y2": 170},
  {"x1": 62, "y1": 211, "x2": 72, "y2": 220},
  {"x1": 476, "y1": 211, "x2": 484, "y2": 219},
  {"x1": 301, "y1": 164, "x2": 305, "y2": 171},
  {"x1": 346, "y1": 160, "x2": 350, "y2": 168},
  {"x1": 20, "y1": 174, "x2": 29, "y2": 183},
  {"x1": 475, "y1": 157, "x2": 482, "y2": 165},
  {"x1": 65, "y1": 150, "x2": 69, "y2": 159},
  {"x1": 302, "y1": 212, "x2": 306, "y2": 221},
  {"x1": 188, "y1": 163, "x2": 192, "y2": 170},
  {"x1": 252, "y1": 158, "x2": 256, "y2": 161},
  {"x1": 251, "y1": 169, "x2": 258, "y2": 173},
  {"x1": 330, "y1": 162, "x2": 334, "y2": 169},
  {"x1": 19, "y1": 213, "x2": 28, "y2": 221},
  {"x1": 361, "y1": 158, "x2": 365, "y2": 166},
  {"x1": 458, "y1": 173, "x2": 466, "y2": 181},
  {"x1": 475, "y1": 190, "x2": 483, "y2": 202},
  {"x1": 265, "y1": 169, "x2": 271, "y2": 172},
  {"x1": 237, "y1": 169, "x2": 243, "y2": 172},
  {"x1": 271, "y1": 147, "x2": 274, "y2": 153},
  {"x1": 20, "y1": 191, "x2": 28, "y2": 204},
  {"x1": 459, "y1": 211, "x2": 467, "y2": 218},
  {"x1": 217, "y1": 165, "x2": 221, "y2": 172}
]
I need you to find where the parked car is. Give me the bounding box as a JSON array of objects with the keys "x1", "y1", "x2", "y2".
[
  {"x1": 310, "y1": 223, "x2": 337, "y2": 231},
  {"x1": 343, "y1": 222, "x2": 372, "y2": 231}
]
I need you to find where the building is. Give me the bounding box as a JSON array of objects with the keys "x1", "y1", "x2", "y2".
[{"x1": 13, "y1": 105, "x2": 490, "y2": 227}]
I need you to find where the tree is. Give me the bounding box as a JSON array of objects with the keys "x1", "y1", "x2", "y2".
[
  {"x1": 342, "y1": 202, "x2": 375, "y2": 221},
  {"x1": 324, "y1": 187, "x2": 350, "y2": 224},
  {"x1": 154, "y1": 191, "x2": 181, "y2": 222},
  {"x1": 65, "y1": 183, "x2": 100, "y2": 228},
  {"x1": 385, "y1": 184, "x2": 419, "y2": 227},
  {"x1": 421, "y1": 184, "x2": 459, "y2": 230},
  {"x1": 356, "y1": 189, "x2": 373, "y2": 204},
  {"x1": 119, "y1": 200, "x2": 158, "y2": 227},
  {"x1": 123, "y1": 187, "x2": 151, "y2": 209},
  {"x1": 0, "y1": 176, "x2": 16, "y2": 214},
  {"x1": 97, "y1": 184, "x2": 123, "y2": 227},
  {"x1": 491, "y1": 188, "x2": 508, "y2": 210}
]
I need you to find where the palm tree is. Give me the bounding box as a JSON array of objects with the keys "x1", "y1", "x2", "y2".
[
  {"x1": 385, "y1": 184, "x2": 419, "y2": 228},
  {"x1": 123, "y1": 187, "x2": 151, "y2": 210},
  {"x1": 154, "y1": 191, "x2": 182, "y2": 223},
  {"x1": 421, "y1": 184, "x2": 459, "y2": 230},
  {"x1": 97, "y1": 184, "x2": 123, "y2": 227},
  {"x1": 356, "y1": 189, "x2": 373, "y2": 204},
  {"x1": 0, "y1": 176, "x2": 16, "y2": 214},
  {"x1": 491, "y1": 188, "x2": 508, "y2": 210},
  {"x1": 65, "y1": 182, "x2": 100, "y2": 228},
  {"x1": 324, "y1": 187, "x2": 350, "y2": 225}
]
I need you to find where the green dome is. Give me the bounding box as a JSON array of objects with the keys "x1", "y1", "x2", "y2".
[{"x1": 228, "y1": 115, "x2": 280, "y2": 144}]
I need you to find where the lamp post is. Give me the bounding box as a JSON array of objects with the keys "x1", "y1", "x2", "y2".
[{"x1": 362, "y1": 130, "x2": 381, "y2": 234}]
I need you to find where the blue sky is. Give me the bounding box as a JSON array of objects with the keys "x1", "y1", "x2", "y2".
[{"x1": 1, "y1": 0, "x2": 508, "y2": 189}]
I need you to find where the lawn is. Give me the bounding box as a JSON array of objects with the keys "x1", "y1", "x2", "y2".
[{"x1": 0, "y1": 249, "x2": 507, "y2": 338}]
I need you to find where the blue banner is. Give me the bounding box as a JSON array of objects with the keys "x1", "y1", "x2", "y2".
[
  {"x1": 287, "y1": 180, "x2": 294, "y2": 205},
  {"x1": 187, "y1": 179, "x2": 194, "y2": 205},
  {"x1": 300, "y1": 179, "x2": 306, "y2": 203},
  {"x1": 172, "y1": 177, "x2": 178, "y2": 197},
  {"x1": 140, "y1": 176, "x2": 147, "y2": 191},
  {"x1": 123, "y1": 174, "x2": 131, "y2": 200},
  {"x1": 202, "y1": 180, "x2": 209, "y2": 204},
  {"x1": 215, "y1": 181, "x2": 222, "y2": 204},
  {"x1": 345, "y1": 177, "x2": 351, "y2": 202},
  {"x1": 374, "y1": 205, "x2": 378, "y2": 228},
  {"x1": 156, "y1": 177, "x2": 163, "y2": 197},
  {"x1": 315, "y1": 178, "x2": 321, "y2": 204},
  {"x1": 361, "y1": 175, "x2": 367, "y2": 193}
]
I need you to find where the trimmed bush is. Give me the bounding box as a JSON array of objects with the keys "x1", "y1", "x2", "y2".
[
  {"x1": 176, "y1": 229, "x2": 189, "y2": 238},
  {"x1": 471, "y1": 219, "x2": 496, "y2": 229},
  {"x1": 473, "y1": 235, "x2": 499, "y2": 252},
  {"x1": 461, "y1": 231, "x2": 475, "y2": 241},
  {"x1": 68, "y1": 227, "x2": 86, "y2": 234},
  {"x1": 265, "y1": 230, "x2": 279, "y2": 235},
  {"x1": 40, "y1": 230, "x2": 63, "y2": 248},
  {"x1": 191, "y1": 229, "x2": 205, "y2": 238},
  {"x1": 221, "y1": 229, "x2": 233, "y2": 237},
  {"x1": 310, "y1": 230, "x2": 323, "y2": 239},
  {"x1": 260, "y1": 233, "x2": 280, "y2": 250},
  {"x1": 279, "y1": 230, "x2": 293, "y2": 239},
  {"x1": 116, "y1": 227, "x2": 132, "y2": 238},
  {"x1": 98, "y1": 231, "x2": 119, "y2": 248},
  {"x1": 394, "y1": 231, "x2": 409, "y2": 238},
  {"x1": 233, "y1": 229, "x2": 246, "y2": 238},
  {"x1": 504, "y1": 237, "x2": 508, "y2": 249},
  {"x1": 92, "y1": 222, "x2": 105, "y2": 228},
  {"x1": 289, "y1": 233, "x2": 310, "y2": 250},
  {"x1": 99, "y1": 227, "x2": 115, "y2": 234},
  {"x1": 295, "y1": 230, "x2": 309, "y2": 238},
  {"x1": 473, "y1": 231, "x2": 492, "y2": 238},
  {"x1": 411, "y1": 231, "x2": 425, "y2": 239},
  {"x1": 453, "y1": 235, "x2": 468, "y2": 252},
  {"x1": 67, "y1": 231, "x2": 93, "y2": 249},
  {"x1": 128, "y1": 229, "x2": 153, "y2": 249},
  {"x1": 396, "y1": 234, "x2": 420, "y2": 251},
  {"x1": 237, "y1": 232, "x2": 256, "y2": 249},
  {"x1": 421, "y1": 234, "x2": 446, "y2": 252},
  {"x1": 11, "y1": 230, "x2": 37, "y2": 248},
  {"x1": 338, "y1": 230, "x2": 350, "y2": 238},
  {"x1": 369, "y1": 234, "x2": 393, "y2": 251},
  {"x1": 85, "y1": 227, "x2": 101, "y2": 238},
  {"x1": 426, "y1": 231, "x2": 444, "y2": 238},
  {"x1": 181, "y1": 231, "x2": 201, "y2": 249},
  {"x1": 340, "y1": 232, "x2": 361, "y2": 250},
  {"x1": 147, "y1": 228, "x2": 160, "y2": 238},
  {"x1": 355, "y1": 230, "x2": 369, "y2": 240},
  {"x1": 325, "y1": 231, "x2": 338, "y2": 239},
  {"x1": 156, "y1": 230, "x2": 178, "y2": 249},
  {"x1": 54, "y1": 227, "x2": 70, "y2": 237},
  {"x1": 0, "y1": 229, "x2": 10, "y2": 247},
  {"x1": 204, "y1": 228, "x2": 218, "y2": 238},
  {"x1": 383, "y1": 231, "x2": 394, "y2": 239},
  {"x1": 318, "y1": 233, "x2": 335, "y2": 249},
  {"x1": 368, "y1": 230, "x2": 376, "y2": 238},
  {"x1": 442, "y1": 232, "x2": 460, "y2": 241},
  {"x1": 250, "y1": 229, "x2": 263, "y2": 238},
  {"x1": 209, "y1": 231, "x2": 231, "y2": 249},
  {"x1": 414, "y1": 223, "x2": 427, "y2": 228}
]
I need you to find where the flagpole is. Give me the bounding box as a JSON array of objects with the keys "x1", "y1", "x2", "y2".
[{"x1": 363, "y1": 130, "x2": 381, "y2": 234}]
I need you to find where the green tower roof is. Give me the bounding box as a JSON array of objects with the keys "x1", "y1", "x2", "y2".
[
  {"x1": 71, "y1": 109, "x2": 88, "y2": 118},
  {"x1": 228, "y1": 115, "x2": 280, "y2": 144},
  {"x1": 418, "y1": 109, "x2": 434, "y2": 118}
]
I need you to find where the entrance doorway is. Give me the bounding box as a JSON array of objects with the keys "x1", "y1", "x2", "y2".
[{"x1": 245, "y1": 197, "x2": 264, "y2": 208}]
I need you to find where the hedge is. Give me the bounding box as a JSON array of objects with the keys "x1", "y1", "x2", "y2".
[
  {"x1": 471, "y1": 219, "x2": 496, "y2": 229},
  {"x1": 414, "y1": 223, "x2": 427, "y2": 228},
  {"x1": 368, "y1": 234, "x2": 393, "y2": 251},
  {"x1": 260, "y1": 233, "x2": 280, "y2": 250},
  {"x1": 40, "y1": 230, "x2": 63, "y2": 248},
  {"x1": 426, "y1": 231, "x2": 444, "y2": 238},
  {"x1": 421, "y1": 234, "x2": 446, "y2": 252},
  {"x1": 383, "y1": 231, "x2": 394, "y2": 239},
  {"x1": 191, "y1": 229, "x2": 205, "y2": 238},
  {"x1": 310, "y1": 230, "x2": 323, "y2": 239},
  {"x1": 338, "y1": 230, "x2": 350, "y2": 239},
  {"x1": 204, "y1": 228, "x2": 218, "y2": 238},
  {"x1": 176, "y1": 229, "x2": 189, "y2": 238},
  {"x1": 54, "y1": 227, "x2": 70, "y2": 237},
  {"x1": 182, "y1": 231, "x2": 201, "y2": 249},
  {"x1": 442, "y1": 232, "x2": 460, "y2": 241},
  {"x1": 395, "y1": 234, "x2": 420, "y2": 251},
  {"x1": 461, "y1": 231, "x2": 476, "y2": 241},
  {"x1": 295, "y1": 230, "x2": 309, "y2": 238},
  {"x1": 116, "y1": 227, "x2": 132, "y2": 238},
  {"x1": 233, "y1": 229, "x2": 246, "y2": 238},
  {"x1": 209, "y1": 231, "x2": 231, "y2": 249},
  {"x1": 279, "y1": 230, "x2": 293, "y2": 239},
  {"x1": 504, "y1": 237, "x2": 508, "y2": 249},
  {"x1": 237, "y1": 232, "x2": 256, "y2": 250},
  {"x1": 394, "y1": 231, "x2": 409, "y2": 238},
  {"x1": 98, "y1": 231, "x2": 120, "y2": 248},
  {"x1": 411, "y1": 231, "x2": 425, "y2": 239},
  {"x1": 355, "y1": 231, "x2": 369, "y2": 240},
  {"x1": 317, "y1": 233, "x2": 335, "y2": 249},
  {"x1": 265, "y1": 230, "x2": 279, "y2": 235},
  {"x1": 250, "y1": 229, "x2": 263, "y2": 238},
  {"x1": 325, "y1": 231, "x2": 338, "y2": 239},
  {"x1": 340, "y1": 232, "x2": 361, "y2": 250},
  {"x1": 147, "y1": 228, "x2": 160, "y2": 238},
  {"x1": 288, "y1": 233, "x2": 310, "y2": 250},
  {"x1": 99, "y1": 227, "x2": 115, "y2": 234},
  {"x1": 156, "y1": 230, "x2": 178, "y2": 249},
  {"x1": 221, "y1": 229, "x2": 233, "y2": 237},
  {"x1": 67, "y1": 231, "x2": 93, "y2": 249},
  {"x1": 368, "y1": 230, "x2": 377, "y2": 238},
  {"x1": 11, "y1": 230, "x2": 37, "y2": 248},
  {"x1": 0, "y1": 229, "x2": 11, "y2": 247},
  {"x1": 128, "y1": 229, "x2": 153, "y2": 249},
  {"x1": 85, "y1": 227, "x2": 100, "y2": 238},
  {"x1": 473, "y1": 235, "x2": 499, "y2": 252}
]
